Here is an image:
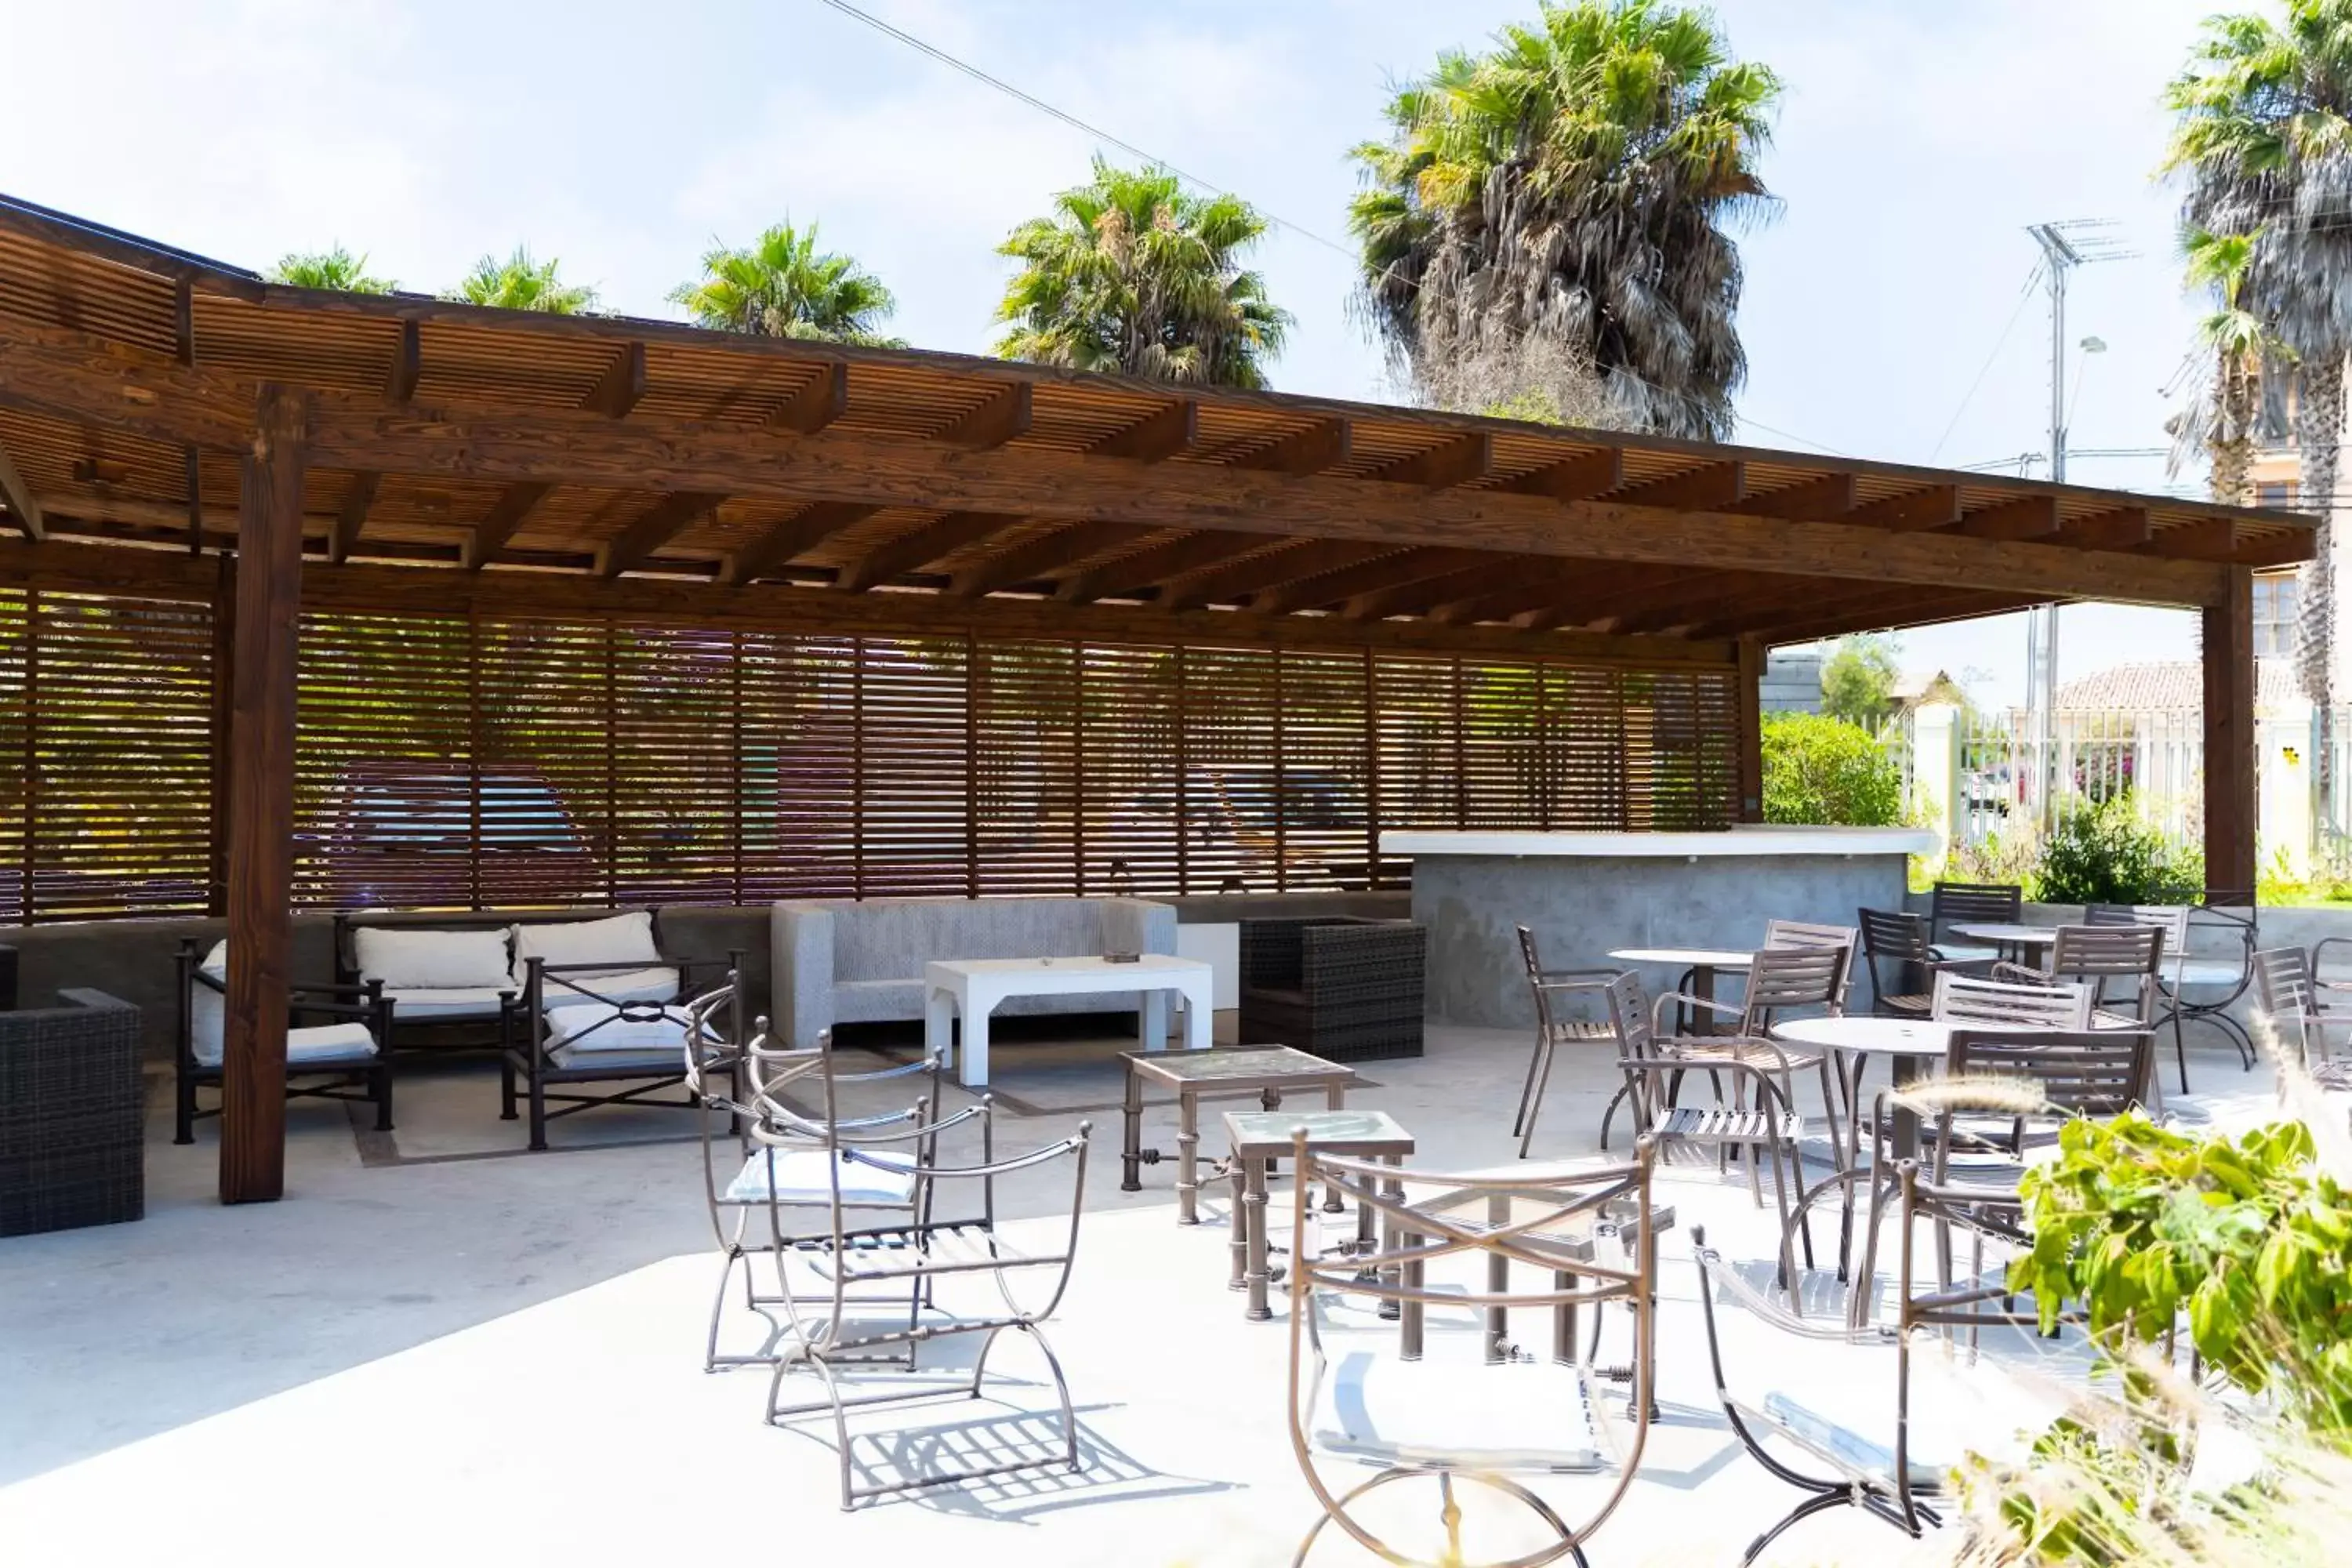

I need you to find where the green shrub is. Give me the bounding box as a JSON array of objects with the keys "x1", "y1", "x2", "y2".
[
  {"x1": 1759, "y1": 711, "x2": 1901, "y2": 826},
  {"x1": 2010, "y1": 1111, "x2": 2352, "y2": 1431},
  {"x1": 2034, "y1": 793, "x2": 2202, "y2": 905}
]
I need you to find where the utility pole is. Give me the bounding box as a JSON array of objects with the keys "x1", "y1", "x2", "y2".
[{"x1": 2023, "y1": 220, "x2": 2129, "y2": 829}]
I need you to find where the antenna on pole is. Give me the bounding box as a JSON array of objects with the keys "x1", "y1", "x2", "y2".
[{"x1": 2022, "y1": 220, "x2": 2134, "y2": 828}]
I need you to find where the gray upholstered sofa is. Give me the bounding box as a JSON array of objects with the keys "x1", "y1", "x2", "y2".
[{"x1": 772, "y1": 896, "x2": 1178, "y2": 1050}]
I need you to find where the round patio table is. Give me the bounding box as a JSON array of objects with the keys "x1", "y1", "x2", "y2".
[{"x1": 1608, "y1": 946, "x2": 1753, "y2": 1032}]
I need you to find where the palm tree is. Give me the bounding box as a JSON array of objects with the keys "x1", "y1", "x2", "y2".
[
  {"x1": 669, "y1": 222, "x2": 901, "y2": 346},
  {"x1": 2165, "y1": 1, "x2": 2352, "y2": 720},
  {"x1": 269, "y1": 246, "x2": 395, "y2": 294},
  {"x1": 1347, "y1": 0, "x2": 1782, "y2": 440},
  {"x1": 447, "y1": 248, "x2": 598, "y2": 314},
  {"x1": 2171, "y1": 228, "x2": 2288, "y2": 507},
  {"x1": 994, "y1": 158, "x2": 1291, "y2": 389}
]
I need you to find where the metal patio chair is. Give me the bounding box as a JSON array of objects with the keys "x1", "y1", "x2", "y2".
[
  {"x1": 685, "y1": 1010, "x2": 972, "y2": 1372},
  {"x1": 1693, "y1": 1163, "x2": 2079, "y2": 1566},
  {"x1": 1853, "y1": 1027, "x2": 2151, "y2": 1332},
  {"x1": 2085, "y1": 903, "x2": 2192, "y2": 1084},
  {"x1": 1857, "y1": 907, "x2": 1984, "y2": 1020},
  {"x1": 1929, "y1": 971, "x2": 2091, "y2": 1029},
  {"x1": 173, "y1": 938, "x2": 394, "y2": 1145},
  {"x1": 1764, "y1": 918, "x2": 1860, "y2": 1011},
  {"x1": 1926, "y1": 880, "x2": 2024, "y2": 966},
  {"x1": 1512, "y1": 924, "x2": 1631, "y2": 1156},
  {"x1": 1286, "y1": 1134, "x2": 1657, "y2": 1568},
  {"x1": 502, "y1": 948, "x2": 742, "y2": 1150},
  {"x1": 2252, "y1": 946, "x2": 2352, "y2": 1090},
  {"x1": 1994, "y1": 921, "x2": 2166, "y2": 1047},
  {"x1": 744, "y1": 1023, "x2": 1093, "y2": 1511}
]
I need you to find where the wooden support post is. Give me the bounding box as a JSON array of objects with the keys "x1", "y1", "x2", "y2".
[
  {"x1": 1736, "y1": 636, "x2": 1765, "y2": 823},
  {"x1": 220, "y1": 384, "x2": 307, "y2": 1205},
  {"x1": 2202, "y1": 565, "x2": 2256, "y2": 897}
]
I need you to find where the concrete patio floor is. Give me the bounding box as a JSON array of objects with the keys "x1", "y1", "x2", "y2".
[{"x1": 0, "y1": 1014, "x2": 2289, "y2": 1566}]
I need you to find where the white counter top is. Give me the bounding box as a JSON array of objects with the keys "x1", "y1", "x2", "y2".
[{"x1": 1378, "y1": 826, "x2": 1938, "y2": 858}]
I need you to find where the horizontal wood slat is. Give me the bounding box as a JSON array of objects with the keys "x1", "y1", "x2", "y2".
[{"x1": 0, "y1": 587, "x2": 1742, "y2": 920}]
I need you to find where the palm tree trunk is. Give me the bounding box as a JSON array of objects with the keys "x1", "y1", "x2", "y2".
[
  {"x1": 2212, "y1": 353, "x2": 2256, "y2": 507},
  {"x1": 2298, "y1": 351, "x2": 2347, "y2": 866}
]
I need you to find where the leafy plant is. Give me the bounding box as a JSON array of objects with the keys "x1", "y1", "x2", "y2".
[
  {"x1": 670, "y1": 222, "x2": 902, "y2": 346},
  {"x1": 1759, "y1": 711, "x2": 1901, "y2": 826},
  {"x1": 269, "y1": 246, "x2": 395, "y2": 293},
  {"x1": 2034, "y1": 793, "x2": 2202, "y2": 904},
  {"x1": 2010, "y1": 1112, "x2": 2352, "y2": 1430},
  {"x1": 447, "y1": 248, "x2": 597, "y2": 314}
]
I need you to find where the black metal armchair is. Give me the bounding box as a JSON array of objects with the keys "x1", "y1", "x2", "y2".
[
  {"x1": 174, "y1": 938, "x2": 393, "y2": 1145},
  {"x1": 501, "y1": 947, "x2": 744, "y2": 1150}
]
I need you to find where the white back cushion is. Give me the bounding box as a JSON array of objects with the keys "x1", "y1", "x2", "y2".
[
  {"x1": 512, "y1": 911, "x2": 660, "y2": 977},
  {"x1": 191, "y1": 940, "x2": 229, "y2": 1063},
  {"x1": 354, "y1": 925, "x2": 514, "y2": 990}
]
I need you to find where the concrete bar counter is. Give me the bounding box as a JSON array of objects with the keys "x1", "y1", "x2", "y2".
[{"x1": 1382, "y1": 826, "x2": 1938, "y2": 1027}]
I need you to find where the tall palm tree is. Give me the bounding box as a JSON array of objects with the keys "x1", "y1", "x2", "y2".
[
  {"x1": 2171, "y1": 228, "x2": 2288, "y2": 507},
  {"x1": 1348, "y1": 0, "x2": 1781, "y2": 440},
  {"x1": 447, "y1": 248, "x2": 598, "y2": 314},
  {"x1": 670, "y1": 222, "x2": 901, "y2": 345},
  {"x1": 270, "y1": 246, "x2": 395, "y2": 293},
  {"x1": 2165, "y1": 2, "x2": 2352, "y2": 719},
  {"x1": 994, "y1": 158, "x2": 1291, "y2": 389}
]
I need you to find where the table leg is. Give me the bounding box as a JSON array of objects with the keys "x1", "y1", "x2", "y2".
[
  {"x1": 924, "y1": 985, "x2": 956, "y2": 1074},
  {"x1": 1486, "y1": 1192, "x2": 1510, "y2": 1364},
  {"x1": 1321, "y1": 1083, "x2": 1348, "y2": 1215},
  {"x1": 1181, "y1": 980, "x2": 1211, "y2": 1050},
  {"x1": 1694, "y1": 964, "x2": 1716, "y2": 1033},
  {"x1": 1139, "y1": 989, "x2": 1168, "y2": 1053},
  {"x1": 1553, "y1": 1271, "x2": 1577, "y2": 1365},
  {"x1": 1176, "y1": 1089, "x2": 1201, "y2": 1226},
  {"x1": 959, "y1": 989, "x2": 992, "y2": 1089},
  {"x1": 1243, "y1": 1156, "x2": 1272, "y2": 1321},
  {"x1": 1378, "y1": 1156, "x2": 1403, "y2": 1322},
  {"x1": 1228, "y1": 1160, "x2": 1249, "y2": 1293},
  {"x1": 1120, "y1": 1059, "x2": 1144, "y2": 1193}
]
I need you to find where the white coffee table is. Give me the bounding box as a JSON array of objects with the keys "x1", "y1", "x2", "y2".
[{"x1": 925, "y1": 955, "x2": 1214, "y2": 1087}]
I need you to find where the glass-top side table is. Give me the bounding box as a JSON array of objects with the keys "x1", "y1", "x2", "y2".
[
  {"x1": 1223, "y1": 1108, "x2": 1415, "y2": 1322},
  {"x1": 1120, "y1": 1045, "x2": 1357, "y2": 1225}
]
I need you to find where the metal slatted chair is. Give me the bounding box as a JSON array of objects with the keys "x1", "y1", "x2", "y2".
[
  {"x1": 1927, "y1": 881, "x2": 2024, "y2": 966},
  {"x1": 1854, "y1": 1028, "x2": 2152, "y2": 1332},
  {"x1": 1513, "y1": 924, "x2": 1632, "y2": 1157},
  {"x1": 687, "y1": 1007, "x2": 979, "y2": 1372},
  {"x1": 1929, "y1": 971, "x2": 2091, "y2": 1029},
  {"x1": 1286, "y1": 1136, "x2": 1657, "y2": 1568},
  {"x1": 1654, "y1": 946, "x2": 1850, "y2": 1213},
  {"x1": 1994, "y1": 922, "x2": 2165, "y2": 1042},
  {"x1": 1764, "y1": 919, "x2": 1860, "y2": 1011},
  {"x1": 1693, "y1": 1160, "x2": 2081, "y2": 1565},
  {"x1": 2252, "y1": 947, "x2": 2352, "y2": 1090},
  {"x1": 1857, "y1": 908, "x2": 1984, "y2": 1020},
  {"x1": 742, "y1": 1022, "x2": 1092, "y2": 1511},
  {"x1": 2085, "y1": 904, "x2": 2191, "y2": 1083}
]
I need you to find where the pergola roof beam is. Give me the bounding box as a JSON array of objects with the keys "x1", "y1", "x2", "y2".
[
  {"x1": 726, "y1": 500, "x2": 876, "y2": 586},
  {"x1": 0, "y1": 433, "x2": 44, "y2": 539},
  {"x1": 833, "y1": 510, "x2": 1022, "y2": 593},
  {"x1": 601, "y1": 490, "x2": 724, "y2": 578}
]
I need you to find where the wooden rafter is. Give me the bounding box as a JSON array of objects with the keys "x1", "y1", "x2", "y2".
[
  {"x1": 0, "y1": 432, "x2": 43, "y2": 539},
  {"x1": 1615, "y1": 460, "x2": 1746, "y2": 511},
  {"x1": 328, "y1": 320, "x2": 426, "y2": 564},
  {"x1": 1945, "y1": 495, "x2": 2059, "y2": 541},
  {"x1": 1367, "y1": 431, "x2": 1493, "y2": 488},
  {"x1": 938, "y1": 382, "x2": 1032, "y2": 449},
  {"x1": 726, "y1": 499, "x2": 877, "y2": 586},
  {"x1": 580, "y1": 341, "x2": 648, "y2": 419},
  {"x1": 600, "y1": 490, "x2": 724, "y2": 578},
  {"x1": 1508, "y1": 448, "x2": 1624, "y2": 501},
  {"x1": 1168, "y1": 539, "x2": 1397, "y2": 612},
  {"x1": 1090, "y1": 400, "x2": 1196, "y2": 463},
  {"x1": 1057, "y1": 530, "x2": 1250, "y2": 604},
  {"x1": 1731, "y1": 473, "x2": 1857, "y2": 521},
  {"x1": 833, "y1": 510, "x2": 1022, "y2": 593},
  {"x1": 2055, "y1": 506, "x2": 2151, "y2": 551},
  {"x1": 467, "y1": 481, "x2": 553, "y2": 569},
  {"x1": 949, "y1": 520, "x2": 1154, "y2": 599},
  {"x1": 769, "y1": 363, "x2": 848, "y2": 434},
  {"x1": 1258, "y1": 548, "x2": 1493, "y2": 614},
  {"x1": 1851, "y1": 485, "x2": 1963, "y2": 532},
  {"x1": 1232, "y1": 418, "x2": 1349, "y2": 475}
]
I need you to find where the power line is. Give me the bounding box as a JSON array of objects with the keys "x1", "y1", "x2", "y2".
[
  {"x1": 1928, "y1": 262, "x2": 2044, "y2": 463},
  {"x1": 811, "y1": 0, "x2": 1852, "y2": 457}
]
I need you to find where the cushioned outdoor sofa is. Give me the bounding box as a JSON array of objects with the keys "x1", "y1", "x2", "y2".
[{"x1": 771, "y1": 895, "x2": 1178, "y2": 1051}]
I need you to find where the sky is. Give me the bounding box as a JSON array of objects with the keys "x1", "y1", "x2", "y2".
[{"x1": 0, "y1": 0, "x2": 2241, "y2": 705}]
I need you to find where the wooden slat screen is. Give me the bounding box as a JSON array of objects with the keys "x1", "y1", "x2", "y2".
[
  {"x1": 0, "y1": 591, "x2": 1740, "y2": 920},
  {"x1": 0, "y1": 589, "x2": 215, "y2": 922}
]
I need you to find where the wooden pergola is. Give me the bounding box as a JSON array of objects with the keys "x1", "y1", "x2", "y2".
[{"x1": 0, "y1": 191, "x2": 2309, "y2": 1202}]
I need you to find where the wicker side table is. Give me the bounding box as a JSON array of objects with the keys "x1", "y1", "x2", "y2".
[
  {"x1": 0, "y1": 989, "x2": 145, "y2": 1236},
  {"x1": 1237, "y1": 916, "x2": 1426, "y2": 1063}
]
